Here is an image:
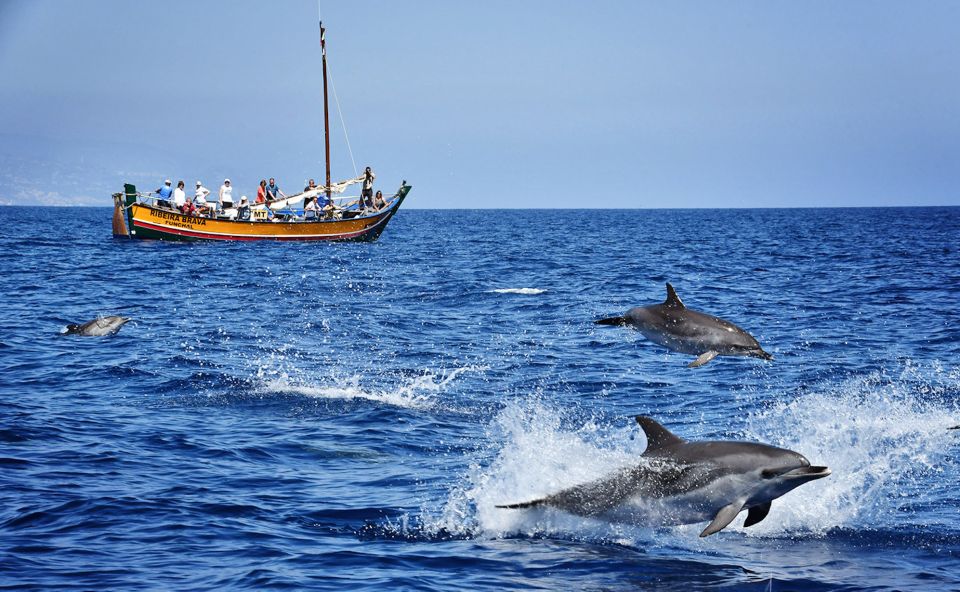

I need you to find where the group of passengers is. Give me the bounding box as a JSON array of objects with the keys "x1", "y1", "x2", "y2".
[{"x1": 151, "y1": 166, "x2": 386, "y2": 221}]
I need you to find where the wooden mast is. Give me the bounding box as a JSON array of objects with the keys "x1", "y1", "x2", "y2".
[{"x1": 320, "y1": 21, "x2": 332, "y2": 198}]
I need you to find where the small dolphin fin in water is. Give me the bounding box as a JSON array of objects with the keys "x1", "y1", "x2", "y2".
[
  {"x1": 664, "y1": 283, "x2": 685, "y2": 308},
  {"x1": 595, "y1": 315, "x2": 628, "y2": 326},
  {"x1": 688, "y1": 351, "x2": 719, "y2": 368},
  {"x1": 700, "y1": 500, "x2": 745, "y2": 537},
  {"x1": 742, "y1": 501, "x2": 771, "y2": 527}
]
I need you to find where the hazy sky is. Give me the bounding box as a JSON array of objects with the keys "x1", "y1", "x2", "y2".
[{"x1": 1, "y1": 0, "x2": 959, "y2": 208}]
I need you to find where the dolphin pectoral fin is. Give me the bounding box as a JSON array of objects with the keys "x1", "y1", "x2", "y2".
[
  {"x1": 688, "y1": 351, "x2": 719, "y2": 368},
  {"x1": 743, "y1": 502, "x2": 771, "y2": 528},
  {"x1": 595, "y1": 316, "x2": 628, "y2": 326},
  {"x1": 700, "y1": 501, "x2": 744, "y2": 537}
]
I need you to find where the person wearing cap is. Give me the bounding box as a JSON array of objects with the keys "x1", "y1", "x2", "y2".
[
  {"x1": 236, "y1": 195, "x2": 251, "y2": 221},
  {"x1": 155, "y1": 179, "x2": 174, "y2": 208},
  {"x1": 219, "y1": 178, "x2": 234, "y2": 213},
  {"x1": 265, "y1": 178, "x2": 286, "y2": 202},
  {"x1": 194, "y1": 181, "x2": 212, "y2": 217}
]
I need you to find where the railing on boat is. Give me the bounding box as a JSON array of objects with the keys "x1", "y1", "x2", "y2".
[{"x1": 114, "y1": 185, "x2": 401, "y2": 223}]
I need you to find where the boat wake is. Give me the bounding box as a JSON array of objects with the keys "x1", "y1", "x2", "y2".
[
  {"x1": 489, "y1": 288, "x2": 547, "y2": 295},
  {"x1": 257, "y1": 365, "x2": 485, "y2": 410}
]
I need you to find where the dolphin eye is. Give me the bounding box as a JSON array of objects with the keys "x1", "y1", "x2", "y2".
[{"x1": 761, "y1": 469, "x2": 778, "y2": 479}]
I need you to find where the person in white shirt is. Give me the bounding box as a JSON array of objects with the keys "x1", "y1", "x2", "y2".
[
  {"x1": 194, "y1": 181, "x2": 212, "y2": 217},
  {"x1": 172, "y1": 180, "x2": 187, "y2": 211},
  {"x1": 304, "y1": 196, "x2": 319, "y2": 219},
  {"x1": 219, "y1": 179, "x2": 234, "y2": 212}
]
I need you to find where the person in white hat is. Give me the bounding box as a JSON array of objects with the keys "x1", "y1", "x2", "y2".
[
  {"x1": 237, "y1": 195, "x2": 250, "y2": 221},
  {"x1": 194, "y1": 180, "x2": 212, "y2": 216},
  {"x1": 218, "y1": 178, "x2": 233, "y2": 213}
]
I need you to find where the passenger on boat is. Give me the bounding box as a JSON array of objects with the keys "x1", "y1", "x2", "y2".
[
  {"x1": 266, "y1": 178, "x2": 286, "y2": 202},
  {"x1": 219, "y1": 179, "x2": 234, "y2": 212},
  {"x1": 173, "y1": 180, "x2": 187, "y2": 211},
  {"x1": 303, "y1": 179, "x2": 318, "y2": 208},
  {"x1": 155, "y1": 179, "x2": 173, "y2": 208},
  {"x1": 303, "y1": 196, "x2": 319, "y2": 220},
  {"x1": 236, "y1": 196, "x2": 251, "y2": 221},
  {"x1": 256, "y1": 179, "x2": 267, "y2": 204},
  {"x1": 361, "y1": 166, "x2": 375, "y2": 208},
  {"x1": 373, "y1": 190, "x2": 386, "y2": 210},
  {"x1": 194, "y1": 181, "x2": 213, "y2": 217}
]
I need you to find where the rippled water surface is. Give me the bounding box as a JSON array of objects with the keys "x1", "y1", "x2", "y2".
[{"x1": 2, "y1": 206, "x2": 959, "y2": 590}]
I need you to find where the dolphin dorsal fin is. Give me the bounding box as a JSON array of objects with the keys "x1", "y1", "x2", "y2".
[
  {"x1": 636, "y1": 416, "x2": 685, "y2": 452},
  {"x1": 664, "y1": 283, "x2": 684, "y2": 308}
]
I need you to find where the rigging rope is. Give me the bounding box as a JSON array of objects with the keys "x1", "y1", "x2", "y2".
[{"x1": 326, "y1": 61, "x2": 358, "y2": 178}]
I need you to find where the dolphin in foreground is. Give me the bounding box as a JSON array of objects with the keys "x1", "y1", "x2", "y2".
[
  {"x1": 64, "y1": 316, "x2": 131, "y2": 336},
  {"x1": 496, "y1": 416, "x2": 830, "y2": 537},
  {"x1": 596, "y1": 283, "x2": 773, "y2": 367}
]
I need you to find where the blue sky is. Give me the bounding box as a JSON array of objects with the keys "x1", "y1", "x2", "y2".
[{"x1": 1, "y1": 0, "x2": 958, "y2": 208}]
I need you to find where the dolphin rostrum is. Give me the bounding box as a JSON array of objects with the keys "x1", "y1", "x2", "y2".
[
  {"x1": 65, "y1": 316, "x2": 131, "y2": 336},
  {"x1": 497, "y1": 416, "x2": 830, "y2": 537},
  {"x1": 595, "y1": 283, "x2": 772, "y2": 367}
]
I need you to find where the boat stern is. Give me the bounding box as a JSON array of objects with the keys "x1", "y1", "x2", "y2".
[{"x1": 112, "y1": 183, "x2": 137, "y2": 238}]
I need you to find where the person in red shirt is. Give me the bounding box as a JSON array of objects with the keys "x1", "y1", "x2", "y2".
[{"x1": 256, "y1": 179, "x2": 267, "y2": 204}]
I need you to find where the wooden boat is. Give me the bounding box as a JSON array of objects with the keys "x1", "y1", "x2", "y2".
[
  {"x1": 112, "y1": 182, "x2": 410, "y2": 242},
  {"x1": 111, "y1": 21, "x2": 409, "y2": 242}
]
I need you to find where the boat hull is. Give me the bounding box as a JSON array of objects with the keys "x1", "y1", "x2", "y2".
[{"x1": 114, "y1": 184, "x2": 409, "y2": 242}]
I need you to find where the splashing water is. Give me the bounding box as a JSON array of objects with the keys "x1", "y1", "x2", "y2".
[
  {"x1": 741, "y1": 363, "x2": 960, "y2": 536},
  {"x1": 428, "y1": 363, "x2": 960, "y2": 544}
]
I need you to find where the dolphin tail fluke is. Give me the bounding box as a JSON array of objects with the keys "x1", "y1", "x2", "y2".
[
  {"x1": 595, "y1": 316, "x2": 628, "y2": 326},
  {"x1": 699, "y1": 500, "x2": 744, "y2": 537},
  {"x1": 496, "y1": 499, "x2": 547, "y2": 510},
  {"x1": 688, "y1": 351, "x2": 719, "y2": 368}
]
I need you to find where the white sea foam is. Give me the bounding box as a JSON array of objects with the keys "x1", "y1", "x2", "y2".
[
  {"x1": 431, "y1": 363, "x2": 959, "y2": 542},
  {"x1": 433, "y1": 400, "x2": 647, "y2": 539},
  {"x1": 258, "y1": 365, "x2": 484, "y2": 410},
  {"x1": 489, "y1": 288, "x2": 547, "y2": 295},
  {"x1": 739, "y1": 363, "x2": 960, "y2": 536}
]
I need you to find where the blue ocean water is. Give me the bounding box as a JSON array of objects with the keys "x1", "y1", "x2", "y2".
[{"x1": 1, "y1": 205, "x2": 959, "y2": 591}]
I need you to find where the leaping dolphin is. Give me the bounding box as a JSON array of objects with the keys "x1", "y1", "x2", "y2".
[
  {"x1": 596, "y1": 283, "x2": 772, "y2": 367},
  {"x1": 497, "y1": 416, "x2": 830, "y2": 537},
  {"x1": 64, "y1": 316, "x2": 131, "y2": 336}
]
